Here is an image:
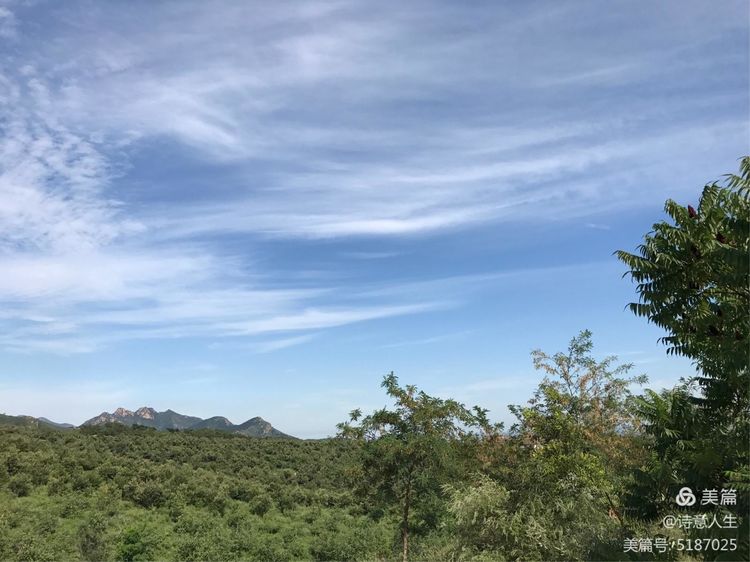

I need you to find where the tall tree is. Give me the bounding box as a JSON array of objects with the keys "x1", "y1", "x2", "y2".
[
  {"x1": 510, "y1": 330, "x2": 646, "y2": 468},
  {"x1": 618, "y1": 157, "x2": 750, "y2": 558},
  {"x1": 448, "y1": 331, "x2": 641, "y2": 561},
  {"x1": 616, "y1": 157, "x2": 749, "y2": 415},
  {"x1": 627, "y1": 384, "x2": 700, "y2": 518},
  {"x1": 337, "y1": 372, "x2": 497, "y2": 562}
]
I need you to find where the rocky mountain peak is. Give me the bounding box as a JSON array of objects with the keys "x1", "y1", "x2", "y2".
[
  {"x1": 80, "y1": 408, "x2": 293, "y2": 438},
  {"x1": 135, "y1": 407, "x2": 157, "y2": 419}
]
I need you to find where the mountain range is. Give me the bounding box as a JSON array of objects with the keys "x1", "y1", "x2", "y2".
[
  {"x1": 0, "y1": 413, "x2": 72, "y2": 430},
  {"x1": 0, "y1": 407, "x2": 293, "y2": 438},
  {"x1": 83, "y1": 407, "x2": 293, "y2": 438}
]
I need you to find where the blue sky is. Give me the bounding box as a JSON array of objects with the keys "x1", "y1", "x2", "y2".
[{"x1": 0, "y1": 1, "x2": 747, "y2": 437}]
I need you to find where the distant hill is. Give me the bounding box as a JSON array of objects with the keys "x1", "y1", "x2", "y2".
[
  {"x1": 233, "y1": 416, "x2": 290, "y2": 438},
  {"x1": 0, "y1": 413, "x2": 73, "y2": 430},
  {"x1": 81, "y1": 407, "x2": 294, "y2": 438},
  {"x1": 189, "y1": 416, "x2": 234, "y2": 430},
  {"x1": 82, "y1": 407, "x2": 202, "y2": 430},
  {"x1": 37, "y1": 417, "x2": 75, "y2": 429}
]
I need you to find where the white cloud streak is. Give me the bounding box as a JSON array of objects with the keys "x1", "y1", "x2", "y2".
[{"x1": 0, "y1": 0, "x2": 746, "y2": 353}]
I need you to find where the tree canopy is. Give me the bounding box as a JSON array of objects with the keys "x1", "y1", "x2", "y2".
[
  {"x1": 618, "y1": 157, "x2": 750, "y2": 559},
  {"x1": 616, "y1": 157, "x2": 749, "y2": 414},
  {"x1": 337, "y1": 372, "x2": 498, "y2": 562}
]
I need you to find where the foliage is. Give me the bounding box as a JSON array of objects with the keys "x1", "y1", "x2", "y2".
[
  {"x1": 618, "y1": 157, "x2": 750, "y2": 560},
  {"x1": 616, "y1": 157, "x2": 749, "y2": 414},
  {"x1": 508, "y1": 330, "x2": 647, "y2": 511},
  {"x1": 0, "y1": 424, "x2": 371, "y2": 562},
  {"x1": 446, "y1": 473, "x2": 625, "y2": 561},
  {"x1": 338, "y1": 372, "x2": 499, "y2": 562},
  {"x1": 626, "y1": 384, "x2": 700, "y2": 518},
  {"x1": 445, "y1": 332, "x2": 642, "y2": 561},
  {"x1": 511, "y1": 330, "x2": 646, "y2": 464},
  {"x1": 77, "y1": 515, "x2": 109, "y2": 562}
]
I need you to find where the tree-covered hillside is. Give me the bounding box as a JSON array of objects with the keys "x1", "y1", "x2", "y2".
[{"x1": 0, "y1": 424, "x2": 392, "y2": 561}]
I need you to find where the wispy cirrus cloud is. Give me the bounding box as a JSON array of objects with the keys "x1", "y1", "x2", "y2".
[
  {"x1": 380, "y1": 330, "x2": 474, "y2": 349},
  {"x1": 247, "y1": 334, "x2": 318, "y2": 354},
  {"x1": 0, "y1": 0, "x2": 746, "y2": 358},
  {"x1": 11, "y1": 1, "x2": 747, "y2": 237},
  {"x1": 0, "y1": 6, "x2": 16, "y2": 39}
]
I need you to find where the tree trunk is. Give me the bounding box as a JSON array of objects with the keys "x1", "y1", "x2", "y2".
[{"x1": 401, "y1": 480, "x2": 411, "y2": 562}]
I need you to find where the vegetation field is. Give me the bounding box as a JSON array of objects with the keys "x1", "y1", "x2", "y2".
[{"x1": 0, "y1": 425, "x2": 394, "y2": 561}]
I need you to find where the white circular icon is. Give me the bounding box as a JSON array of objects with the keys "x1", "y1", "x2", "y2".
[{"x1": 675, "y1": 487, "x2": 696, "y2": 506}]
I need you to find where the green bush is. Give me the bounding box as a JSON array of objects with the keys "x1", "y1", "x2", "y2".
[
  {"x1": 77, "y1": 515, "x2": 109, "y2": 562},
  {"x1": 8, "y1": 474, "x2": 32, "y2": 497},
  {"x1": 116, "y1": 524, "x2": 162, "y2": 562}
]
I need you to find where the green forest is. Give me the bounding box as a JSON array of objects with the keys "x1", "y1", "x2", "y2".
[{"x1": 0, "y1": 160, "x2": 747, "y2": 561}]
